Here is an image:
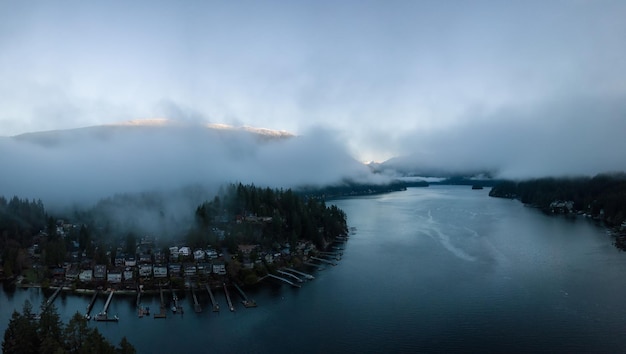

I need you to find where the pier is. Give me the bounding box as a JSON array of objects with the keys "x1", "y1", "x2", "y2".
[
  {"x1": 41, "y1": 286, "x2": 63, "y2": 313},
  {"x1": 205, "y1": 284, "x2": 220, "y2": 312},
  {"x1": 233, "y1": 283, "x2": 256, "y2": 308},
  {"x1": 85, "y1": 290, "x2": 99, "y2": 319},
  {"x1": 223, "y1": 283, "x2": 235, "y2": 312},
  {"x1": 136, "y1": 286, "x2": 141, "y2": 307},
  {"x1": 303, "y1": 261, "x2": 324, "y2": 269},
  {"x1": 264, "y1": 274, "x2": 302, "y2": 288},
  {"x1": 94, "y1": 289, "x2": 118, "y2": 322},
  {"x1": 283, "y1": 268, "x2": 315, "y2": 280},
  {"x1": 277, "y1": 270, "x2": 303, "y2": 283},
  {"x1": 311, "y1": 256, "x2": 337, "y2": 266},
  {"x1": 191, "y1": 286, "x2": 202, "y2": 313},
  {"x1": 171, "y1": 290, "x2": 182, "y2": 314},
  {"x1": 154, "y1": 285, "x2": 166, "y2": 318}
]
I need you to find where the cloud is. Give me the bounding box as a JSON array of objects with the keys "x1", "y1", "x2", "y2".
[
  {"x1": 390, "y1": 94, "x2": 626, "y2": 179},
  {"x1": 0, "y1": 122, "x2": 384, "y2": 209}
]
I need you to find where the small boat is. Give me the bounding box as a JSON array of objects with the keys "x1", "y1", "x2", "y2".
[{"x1": 471, "y1": 185, "x2": 484, "y2": 190}]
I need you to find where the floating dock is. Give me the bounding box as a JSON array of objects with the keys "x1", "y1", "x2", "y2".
[
  {"x1": 223, "y1": 283, "x2": 235, "y2": 312},
  {"x1": 85, "y1": 290, "x2": 99, "y2": 319},
  {"x1": 94, "y1": 289, "x2": 118, "y2": 322},
  {"x1": 192, "y1": 287, "x2": 202, "y2": 313},
  {"x1": 311, "y1": 256, "x2": 337, "y2": 266},
  {"x1": 283, "y1": 268, "x2": 315, "y2": 280},
  {"x1": 205, "y1": 284, "x2": 220, "y2": 312},
  {"x1": 277, "y1": 270, "x2": 303, "y2": 283},
  {"x1": 233, "y1": 283, "x2": 256, "y2": 308}
]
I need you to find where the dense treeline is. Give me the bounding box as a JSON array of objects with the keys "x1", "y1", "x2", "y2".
[
  {"x1": 0, "y1": 197, "x2": 47, "y2": 279},
  {"x1": 193, "y1": 183, "x2": 348, "y2": 250},
  {"x1": 489, "y1": 173, "x2": 626, "y2": 226},
  {"x1": 297, "y1": 179, "x2": 417, "y2": 199},
  {"x1": 2, "y1": 301, "x2": 135, "y2": 354}
]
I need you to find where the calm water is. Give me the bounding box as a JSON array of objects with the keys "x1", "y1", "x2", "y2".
[{"x1": 3, "y1": 186, "x2": 626, "y2": 353}]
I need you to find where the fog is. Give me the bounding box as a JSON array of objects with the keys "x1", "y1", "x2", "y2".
[
  {"x1": 383, "y1": 94, "x2": 626, "y2": 179},
  {"x1": 0, "y1": 122, "x2": 385, "y2": 224}
]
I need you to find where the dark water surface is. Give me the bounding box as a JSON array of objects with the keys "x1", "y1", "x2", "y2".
[{"x1": 3, "y1": 186, "x2": 626, "y2": 353}]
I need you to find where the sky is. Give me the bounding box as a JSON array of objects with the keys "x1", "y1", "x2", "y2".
[{"x1": 1, "y1": 0, "x2": 626, "y2": 182}]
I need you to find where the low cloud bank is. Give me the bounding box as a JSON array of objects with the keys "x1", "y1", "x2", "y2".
[
  {"x1": 0, "y1": 123, "x2": 384, "y2": 210},
  {"x1": 387, "y1": 95, "x2": 626, "y2": 179}
]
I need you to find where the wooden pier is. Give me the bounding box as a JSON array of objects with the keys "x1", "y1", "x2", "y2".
[
  {"x1": 311, "y1": 256, "x2": 337, "y2": 266},
  {"x1": 41, "y1": 286, "x2": 63, "y2": 314},
  {"x1": 205, "y1": 284, "x2": 220, "y2": 312},
  {"x1": 265, "y1": 274, "x2": 302, "y2": 288},
  {"x1": 233, "y1": 283, "x2": 256, "y2": 308},
  {"x1": 191, "y1": 286, "x2": 202, "y2": 313},
  {"x1": 283, "y1": 268, "x2": 315, "y2": 280},
  {"x1": 277, "y1": 270, "x2": 303, "y2": 283},
  {"x1": 85, "y1": 290, "x2": 99, "y2": 319},
  {"x1": 94, "y1": 289, "x2": 118, "y2": 322},
  {"x1": 223, "y1": 283, "x2": 235, "y2": 312},
  {"x1": 154, "y1": 285, "x2": 166, "y2": 318}
]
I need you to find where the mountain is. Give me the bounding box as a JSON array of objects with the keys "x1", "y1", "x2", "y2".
[
  {"x1": 368, "y1": 154, "x2": 496, "y2": 180},
  {"x1": 11, "y1": 118, "x2": 294, "y2": 147}
]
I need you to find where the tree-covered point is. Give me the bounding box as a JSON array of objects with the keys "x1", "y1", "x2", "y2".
[
  {"x1": 193, "y1": 183, "x2": 348, "y2": 249},
  {"x1": 489, "y1": 172, "x2": 626, "y2": 226},
  {"x1": 2, "y1": 300, "x2": 135, "y2": 354}
]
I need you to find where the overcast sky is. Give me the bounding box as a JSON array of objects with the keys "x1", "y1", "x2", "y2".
[{"x1": 1, "y1": 0, "x2": 625, "y2": 174}]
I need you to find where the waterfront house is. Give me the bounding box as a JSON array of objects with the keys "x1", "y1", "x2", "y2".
[
  {"x1": 124, "y1": 257, "x2": 136, "y2": 267},
  {"x1": 179, "y1": 246, "x2": 191, "y2": 258},
  {"x1": 65, "y1": 267, "x2": 80, "y2": 281},
  {"x1": 94, "y1": 265, "x2": 106, "y2": 279},
  {"x1": 169, "y1": 263, "x2": 181, "y2": 277},
  {"x1": 138, "y1": 253, "x2": 152, "y2": 264},
  {"x1": 153, "y1": 265, "x2": 168, "y2": 278},
  {"x1": 205, "y1": 249, "x2": 218, "y2": 259},
  {"x1": 123, "y1": 267, "x2": 134, "y2": 281},
  {"x1": 114, "y1": 253, "x2": 125, "y2": 267},
  {"x1": 107, "y1": 269, "x2": 122, "y2": 284},
  {"x1": 79, "y1": 269, "x2": 93, "y2": 282},
  {"x1": 184, "y1": 264, "x2": 197, "y2": 276},
  {"x1": 169, "y1": 247, "x2": 179, "y2": 261},
  {"x1": 197, "y1": 263, "x2": 211, "y2": 275},
  {"x1": 139, "y1": 264, "x2": 153, "y2": 278},
  {"x1": 212, "y1": 262, "x2": 226, "y2": 275},
  {"x1": 194, "y1": 249, "x2": 205, "y2": 261}
]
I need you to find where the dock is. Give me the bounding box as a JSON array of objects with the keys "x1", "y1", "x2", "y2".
[
  {"x1": 265, "y1": 274, "x2": 302, "y2": 288},
  {"x1": 277, "y1": 270, "x2": 303, "y2": 283},
  {"x1": 223, "y1": 283, "x2": 235, "y2": 312},
  {"x1": 154, "y1": 285, "x2": 167, "y2": 318},
  {"x1": 136, "y1": 286, "x2": 141, "y2": 307},
  {"x1": 172, "y1": 290, "x2": 182, "y2": 314},
  {"x1": 41, "y1": 286, "x2": 63, "y2": 313},
  {"x1": 283, "y1": 268, "x2": 315, "y2": 280},
  {"x1": 303, "y1": 261, "x2": 324, "y2": 269},
  {"x1": 233, "y1": 283, "x2": 256, "y2": 308},
  {"x1": 94, "y1": 289, "x2": 118, "y2": 322},
  {"x1": 205, "y1": 284, "x2": 220, "y2": 312},
  {"x1": 311, "y1": 256, "x2": 337, "y2": 266},
  {"x1": 85, "y1": 290, "x2": 99, "y2": 319},
  {"x1": 191, "y1": 286, "x2": 202, "y2": 313}
]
